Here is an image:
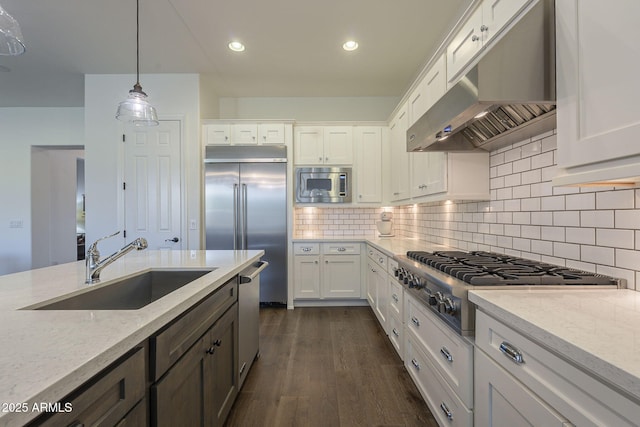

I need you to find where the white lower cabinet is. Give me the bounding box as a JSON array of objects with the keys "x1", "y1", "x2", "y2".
[
  {"x1": 475, "y1": 310, "x2": 640, "y2": 427},
  {"x1": 293, "y1": 242, "x2": 362, "y2": 301},
  {"x1": 366, "y1": 246, "x2": 388, "y2": 327}
]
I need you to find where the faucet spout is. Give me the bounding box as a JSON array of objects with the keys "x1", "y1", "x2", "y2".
[{"x1": 85, "y1": 233, "x2": 148, "y2": 284}]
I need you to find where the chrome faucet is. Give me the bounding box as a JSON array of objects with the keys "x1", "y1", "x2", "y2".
[{"x1": 85, "y1": 231, "x2": 148, "y2": 284}]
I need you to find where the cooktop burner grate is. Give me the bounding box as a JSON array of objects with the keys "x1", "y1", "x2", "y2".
[{"x1": 406, "y1": 250, "x2": 619, "y2": 286}]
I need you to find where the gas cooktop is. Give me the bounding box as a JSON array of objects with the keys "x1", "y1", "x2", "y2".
[{"x1": 406, "y1": 250, "x2": 620, "y2": 287}]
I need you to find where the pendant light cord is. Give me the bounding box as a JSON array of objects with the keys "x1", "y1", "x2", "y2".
[{"x1": 135, "y1": 0, "x2": 140, "y2": 86}]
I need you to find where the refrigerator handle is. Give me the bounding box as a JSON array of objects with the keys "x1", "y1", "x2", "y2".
[
  {"x1": 233, "y1": 183, "x2": 238, "y2": 250},
  {"x1": 242, "y1": 183, "x2": 248, "y2": 249}
]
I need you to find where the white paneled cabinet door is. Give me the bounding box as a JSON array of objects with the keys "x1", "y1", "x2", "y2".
[
  {"x1": 475, "y1": 349, "x2": 569, "y2": 426},
  {"x1": 294, "y1": 126, "x2": 324, "y2": 165},
  {"x1": 355, "y1": 127, "x2": 382, "y2": 203},
  {"x1": 411, "y1": 152, "x2": 447, "y2": 198},
  {"x1": 258, "y1": 123, "x2": 286, "y2": 144},
  {"x1": 555, "y1": 0, "x2": 640, "y2": 184},
  {"x1": 481, "y1": 0, "x2": 530, "y2": 45},
  {"x1": 447, "y1": 5, "x2": 483, "y2": 83},
  {"x1": 231, "y1": 124, "x2": 258, "y2": 145},
  {"x1": 293, "y1": 255, "x2": 321, "y2": 298},
  {"x1": 322, "y1": 255, "x2": 361, "y2": 298},
  {"x1": 409, "y1": 53, "x2": 447, "y2": 126},
  {"x1": 390, "y1": 104, "x2": 411, "y2": 201},
  {"x1": 203, "y1": 123, "x2": 230, "y2": 145},
  {"x1": 323, "y1": 126, "x2": 353, "y2": 165},
  {"x1": 124, "y1": 120, "x2": 182, "y2": 250}
]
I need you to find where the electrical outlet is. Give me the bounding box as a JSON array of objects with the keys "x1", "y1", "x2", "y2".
[
  {"x1": 189, "y1": 219, "x2": 197, "y2": 230},
  {"x1": 9, "y1": 220, "x2": 23, "y2": 229}
]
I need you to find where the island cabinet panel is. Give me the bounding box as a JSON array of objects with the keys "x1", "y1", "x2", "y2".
[
  {"x1": 151, "y1": 278, "x2": 237, "y2": 381},
  {"x1": 152, "y1": 303, "x2": 239, "y2": 427},
  {"x1": 31, "y1": 347, "x2": 146, "y2": 427}
]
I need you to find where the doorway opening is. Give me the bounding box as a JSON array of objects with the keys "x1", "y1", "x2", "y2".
[{"x1": 31, "y1": 146, "x2": 85, "y2": 269}]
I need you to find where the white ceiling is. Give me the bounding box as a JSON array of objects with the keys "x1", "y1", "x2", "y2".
[{"x1": 0, "y1": 0, "x2": 472, "y2": 107}]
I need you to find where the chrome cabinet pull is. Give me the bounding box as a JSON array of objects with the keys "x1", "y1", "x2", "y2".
[
  {"x1": 392, "y1": 328, "x2": 400, "y2": 337},
  {"x1": 411, "y1": 316, "x2": 420, "y2": 327},
  {"x1": 337, "y1": 247, "x2": 346, "y2": 252},
  {"x1": 302, "y1": 247, "x2": 312, "y2": 252},
  {"x1": 440, "y1": 347, "x2": 453, "y2": 362},
  {"x1": 500, "y1": 341, "x2": 525, "y2": 364},
  {"x1": 440, "y1": 402, "x2": 453, "y2": 420},
  {"x1": 411, "y1": 359, "x2": 420, "y2": 370},
  {"x1": 392, "y1": 294, "x2": 399, "y2": 303},
  {"x1": 480, "y1": 24, "x2": 489, "y2": 32},
  {"x1": 472, "y1": 34, "x2": 480, "y2": 42}
]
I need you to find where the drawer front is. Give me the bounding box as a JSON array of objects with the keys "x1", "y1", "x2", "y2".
[
  {"x1": 366, "y1": 245, "x2": 388, "y2": 270},
  {"x1": 152, "y1": 278, "x2": 238, "y2": 381},
  {"x1": 405, "y1": 335, "x2": 473, "y2": 427},
  {"x1": 36, "y1": 347, "x2": 146, "y2": 427},
  {"x1": 387, "y1": 312, "x2": 404, "y2": 360},
  {"x1": 476, "y1": 310, "x2": 640, "y2": 427},
  {"x1": 293, "y1": 242, "x2": 320, "y2": 255},
  {"x1": 406, "y1": 295, "x2": 473, "y2": 408},
  {"x1": 388, "y1": 279, "x2": 403, "y2": 319},
  {"x1": 322, "y1": 242, "x2": 361, "y2": 255}
]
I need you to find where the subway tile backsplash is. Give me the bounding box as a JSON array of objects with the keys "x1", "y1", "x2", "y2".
[{"x1": 294, "y1": 130, "x2": 640, "y2": 290}]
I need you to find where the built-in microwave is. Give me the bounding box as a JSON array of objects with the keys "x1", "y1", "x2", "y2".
[{"x1": 295, "y1": 167, "x2": 352, "y2": 203}]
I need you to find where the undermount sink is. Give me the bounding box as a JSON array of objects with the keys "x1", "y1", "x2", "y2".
[{"x1": 31, "y1": 269, "x2": 215, "y2": 310}]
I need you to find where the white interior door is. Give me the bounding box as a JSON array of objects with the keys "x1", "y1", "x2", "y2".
[{"x1": 124, "y1": 120, "x2": 182, "y2": 250}]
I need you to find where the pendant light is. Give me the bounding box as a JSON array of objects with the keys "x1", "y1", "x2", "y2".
[
  {"x1": 116, "y1": 0, "x2": 158, "y2": 126},
  {"x1": 0, "y1": 3, "x2": 25, "y2": 55}
]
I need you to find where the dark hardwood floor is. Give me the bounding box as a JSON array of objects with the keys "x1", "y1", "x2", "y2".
[{"x1": 225, "y1": 307, "x2": 438, "y2": 427}]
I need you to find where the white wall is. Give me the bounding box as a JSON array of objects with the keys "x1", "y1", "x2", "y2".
[
  {"x1": 84, "y1": 74, "x2": 201, "y2": 255},
  {"x1": 218, "y1": 97, "x2": 399, "y2": 121},
  {"x1": 0, "y1": 108, "x2": 84, "y2": 275}
]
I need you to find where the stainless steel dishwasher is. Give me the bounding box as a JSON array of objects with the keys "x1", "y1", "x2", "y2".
[{"x1": 238, "y1": 260, "x2": 269, "y2": 388}]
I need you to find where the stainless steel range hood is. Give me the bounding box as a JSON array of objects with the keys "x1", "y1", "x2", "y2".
[{"x1": 407, "y1": 0, "x2": 555, "y2": 152}]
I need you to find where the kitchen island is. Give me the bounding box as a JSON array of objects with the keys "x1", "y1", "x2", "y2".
[{"x1": 0, "y1": 249, "x2": 263, "y2": 427}]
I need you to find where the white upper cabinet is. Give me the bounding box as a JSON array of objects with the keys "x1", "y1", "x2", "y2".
[
  {"x1": 554, "y1": 0, "x2": 640, "y2": 186},
  {"x1": 389, "y1": 103, "x2": 411, "y2": 202},
  {"x1": 408, "y1": 53, "x2": 447, "y2": 127},
  {"x1": 447, "y1": 0, "x2": 531, "y2": 83},
  {"x1": 354, "y1": 126, "x2": 383, "y2": 203},
  {"x1": 411, "y1": 152, "x2": 447, "y2": 198},
  {"x1": 294, "y1": 126, "x2": 353, "y2": 165},
  {"x1": 203, "y1": 122, "x2": 289, "y2": 146}
]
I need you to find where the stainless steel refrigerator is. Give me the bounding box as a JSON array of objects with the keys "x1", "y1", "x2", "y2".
[{"x1": 204, "y1": 145, "x2": 287, "y2": 305}]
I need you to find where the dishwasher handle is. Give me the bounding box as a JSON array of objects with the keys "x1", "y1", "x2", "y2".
[{"x1": 239, "y1": 261, "x2": 269, "y2": 283}]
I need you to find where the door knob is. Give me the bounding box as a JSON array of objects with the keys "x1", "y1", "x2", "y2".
[{"x1": 165, "y1": 237, "x2": 179, "y2": 243}]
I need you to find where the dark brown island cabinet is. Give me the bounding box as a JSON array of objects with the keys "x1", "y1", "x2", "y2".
[{"x1": 29, "y1": 275, "x2": 241, "y2": 427}]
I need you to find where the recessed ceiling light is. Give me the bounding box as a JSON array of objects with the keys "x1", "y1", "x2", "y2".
[
  {"x1": 228, "y1": 41, "x2": 245, "y2": 52},
  {"x1": 342, "y1": 40, "x2": 358, "y2": 51}
]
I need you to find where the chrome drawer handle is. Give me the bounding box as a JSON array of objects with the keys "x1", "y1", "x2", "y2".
[
  {"x1": 392, "y1": 328, "x2": 400, "y2": 337},
  {"x1": 392, "y1": 294, "x2": 399, "y2": 303},
  {"x1": 440, "y1": 347, "x2": 453, "y2": 363},
  {"x1": 337, "y1": 247, "x2": 346, "y2": 252},
  {"x1": 302, "y1": 247, "x2": 312, "y2": 252},
  {"x1": 411, "y1": 358, "x2": 420, "y2": 370},
  {"x1": 411, "y1": 316, "x2": 420, "y2": 327},
  {"x1": 379, "y1": 257, "x2": 384, "y2": 263},
  {"x1": 440, "y1": 402, "x2": 453, "y2": 420},
  {"x1": 500, "y1": 341, "x2": 525, "y2": 364}
]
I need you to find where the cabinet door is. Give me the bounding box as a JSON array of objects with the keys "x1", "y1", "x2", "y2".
[
  {"x1": 204, "y1": 124, "x2": 231, "y2": 145},
  {"x1": 389, "y1": 104, "x2": 411, "y2": 201},
  {"x1": 232, "y1": 124, "x2": 258, "y2": 145},
  {"x1": 355, "y1": 126, "x2": 383, "y2": 203},
  {"x1": 294, "y1": 126, "x2": 324, "y2": 165},
  {"x1": 205, "y1": 304, "x2": 239, "y2": 427},
  {"x1": 366, "y1": 260, "x2": 376, "y2": 307},
  {"x1": 481, "y1": 0, "x2": 530, "y2": 45},
  {"x1": 293, "y1": 255, "x2": 321, "y2": 298},
  {"x1": 475, "y1": 349, "x2": 569, "y2": 426},
  {"x1": 374, "y1": 267, "x2": 388, "y2": 327},
  {"x1": 258, "y1": 123, "x2": 286, "y2": 145},
  {"x1": 322, "y1": 254, "x2": 361, "y2": 298},
  {"x1": 447, "y1": 5, "x2": 483, "y2": 83},
  {"x1": 411, "y1": 152, "x2": 447, "y2": 197},
  {"x1": 153, "y1": 336, "x2": 208, "y2": 427},
  {"x1": 408, "y1": 53, "x2": 447, "y2": 126},
  {"x1": 323, "y1": 126, "x2": 353, "y2": 165},
  {"x1": 555, "y1": 0, "x2": 640, "y2": 181}
]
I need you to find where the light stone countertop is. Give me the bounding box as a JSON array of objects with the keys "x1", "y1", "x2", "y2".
[
  {"x1": 469, "y1": 289, "x2": 640, "y2": 402},
  {"x1": 0, "y1": 249, "x2": 263, "y2": 427}
]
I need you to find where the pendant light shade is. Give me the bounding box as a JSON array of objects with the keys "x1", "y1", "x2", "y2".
[
  {"x1": 116, "y1": 0, "x2": 158, "y2": 126},
  {"x1": 0, "y1": 4, "x2": 25, "y2": 56}
]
